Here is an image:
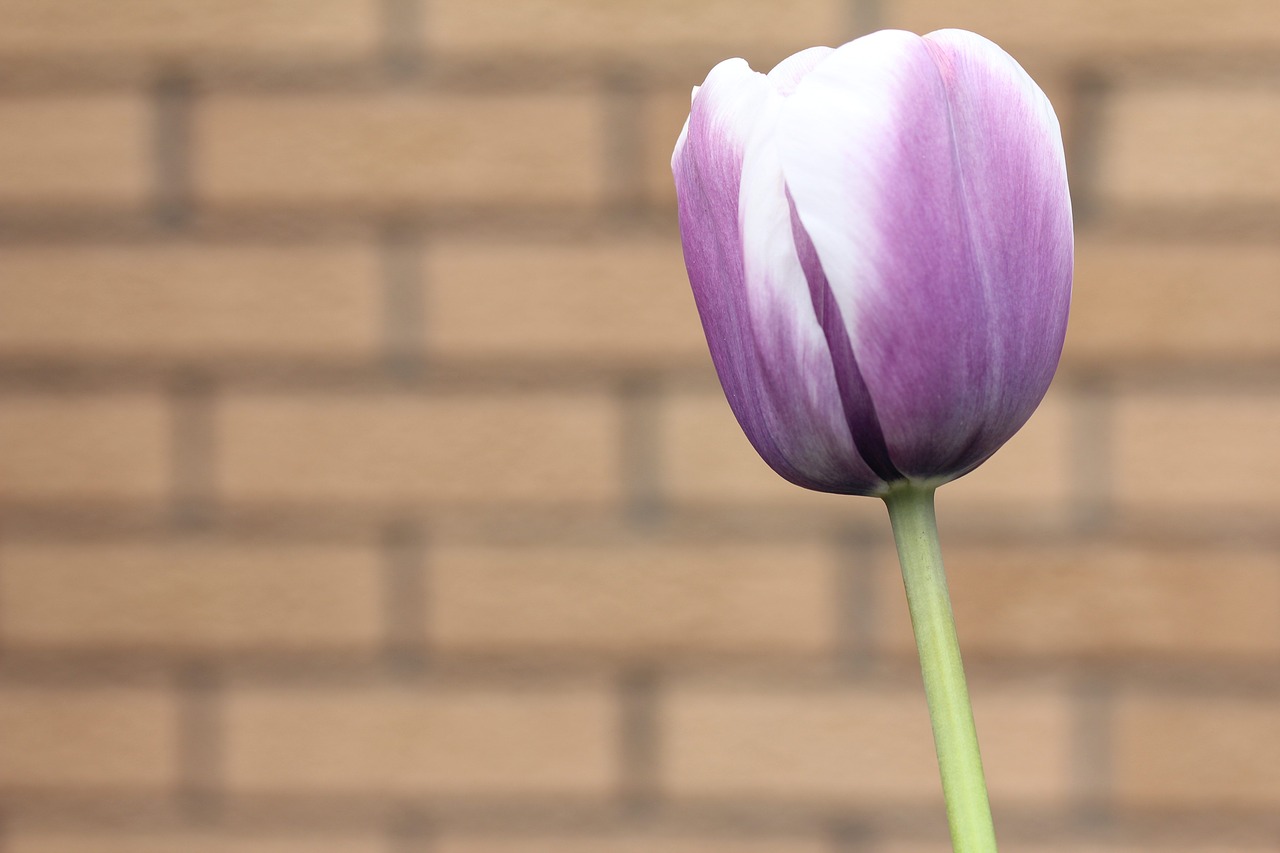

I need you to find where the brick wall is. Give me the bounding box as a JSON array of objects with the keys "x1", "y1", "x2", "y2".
[{"x1": 0, "y1": 1, "x2": 1276, "y2": 851}]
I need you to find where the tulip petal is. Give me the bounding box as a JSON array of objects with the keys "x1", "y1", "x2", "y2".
[
  {"x1": 671, "y1": 58, "x2": 767, "y2": 433},
  {"x1": 919, "y1": 28, "x2": 1073, "y2": 470},
  {"x1": 767, "y1": 45, "x2": 834, "y2": 94},
  {"x1": 672, "y1": 59, "x2": 819, "y2": 489},
  {"x1": 778, "y1": 29, "x2": 1072, "y2": 480},
  {"x1": 737, "y1": 54, "x2": 885, "y2": 492},
  {"x1": 674, "y1": 54, "x2": 884, "y2": 493}
]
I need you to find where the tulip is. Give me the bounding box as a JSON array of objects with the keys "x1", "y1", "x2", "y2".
[
  {"x1": 672, "y1": 28, "x2": 1072, "y2": 496},
  {"x1": 671, "y1": 29, "x2": 1073, "y2": 853}
]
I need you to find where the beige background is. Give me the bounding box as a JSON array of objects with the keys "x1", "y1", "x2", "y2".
[{"x1": 0, "y1": 1, "x2": 1277, "y2": 851}]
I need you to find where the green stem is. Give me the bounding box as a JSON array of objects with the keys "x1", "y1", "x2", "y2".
[{"x1": 882, "y1": 481, "x2": 996, "y2": 853}]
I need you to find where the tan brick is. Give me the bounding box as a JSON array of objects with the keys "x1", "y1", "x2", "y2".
[
  {"x1": 0, "y1": 687, "x2": 177, "y2": 789},
  {"x1": 218, "y1": 392, "x2": 620, "y2": 506},
  {"x1": 661, "y1": 683, "x2": 1070, "y2": 804},
  {"x1": 425, "y1": 0, "x2": 847, "y2": 63},
  {"x1": 0, "y1": 0, "x2": 378, "y2": 57},
  {"x1": 0, "y1": 244, "x2": 381, "y2": 359},
  {"x1": 437, "y1": 835, "x2": 829, "y2": 853},
  {"x1": 196, "y1": 94, "x2": 604, "y2": 208},
  {"x1": 225, "y1": 684, "x2": 616, "y2": 796},
  {"x1": 428, "y1": 237, "x2": 704, "y2": 363},
  {"x1": 1099, "y1": 85, "x2": 1280, "y2": 206},
  {"x1": 0, "y1": 96, "x2": 148, "y2": 205},
  {"x1": 885, "y1": 0, "x2": 1280, "y2": 53},
  {"x1": 431, "y1": 542, "x2": 838, "y2": 657},
  {"x1": 0, "y1": 394, "x2": 169, "y2": 502},
  {"x1": 1114, "y1": 692, "x2": 1280, "y2": 808},
  {"x1": 1114, "y1": 393, "x2": 1280, "y2": 513},
  {"x1": 875, "y1": 545, "x2": 1280, "y2": 659},
  {"x1": 0, "y1": 541, "x2": 384, "y2": 652},
  {"x1": 1069, "y1": 239, "x2": 1280, "y2": 363},
  {"x1": 7, "y1": 832, "x2": 387, "y2": 853}
]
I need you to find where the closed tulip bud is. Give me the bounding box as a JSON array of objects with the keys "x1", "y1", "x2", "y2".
[{"x1": 672, "y1": 28, "x2": 1072, "y2": 496}]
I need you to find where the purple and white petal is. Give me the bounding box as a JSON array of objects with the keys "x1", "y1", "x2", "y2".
[
  {"x1": 767, "y1": 45, "x2": 835, "y2": 95},
  {"x1": 777, "y1": 29, "x2": 1071, "y2": 481},
  {"x1": 917, "y1": 28, "x2": 1073, "y2": 476},
  {"x1": 737, "y1": 53, "x2": 884, "y2": 493},
  {"x1": 674, "y1": 57, "x2": 868, "y2": 490}
]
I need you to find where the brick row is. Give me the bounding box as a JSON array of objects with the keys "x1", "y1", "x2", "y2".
[
  {"x1": 423, "y1": 0, "x2": 850, "y2": 67},
  {"x1": 430, "y1": 541, "x2": 838, "y2": 658},
  {"x1": 224, "y1": 684, "x2": 616, "y2": 796},
  {"x1": 0, "y1": 536, "x2": 847, "y2": 660},
  {"x1": 0, "y1": 0, "x2": 379, "y2": 59},
  {"x1": 3, "y1": 833, "x2": 831, "y2": 853},
  {"x1": 216, "y1": 391, "x2": 622, "y2": 506},
  {"x1": 0, "y1": 541, "x2": 384, "y2": 652},
  {"x1": 0, "y1": 391, "x2": 628, "y2": 508},
  {"x1": 20, "y1": 536, "x2": 1270, "y2": 666},
  {"x1": 0, "y1": 244, "x2": 381, "y2": 360},
  {"x1": 5, "y1": 834, "x2": 385, "y2": 853},
  {"x1": 10, "y1": 835, "x2": 1276, "y2": 853},
  {"x1": 0, "y1": 93, "x2": 607, "y2": 213},
  {"x1": 3, "y1": 680, "x2": 1273, "y2": 810},
  {"x1": 435, "y1": 838, "x2": 829, "y2": 853},
  {"x1": 195, "y1": 94, "x2": 605, "y2": 209}
]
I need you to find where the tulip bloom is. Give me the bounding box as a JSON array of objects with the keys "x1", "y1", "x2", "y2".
[{"x1": 672, "y1": 29, "x2": 1072, "y2": 496}]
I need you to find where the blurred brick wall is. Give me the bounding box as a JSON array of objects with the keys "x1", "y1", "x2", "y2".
[{"x1": 0, "y1": 1, "x2": 1277, "y2": 852}]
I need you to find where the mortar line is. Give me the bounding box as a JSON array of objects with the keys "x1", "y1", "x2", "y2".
[
  {"x1": 169, "y1": 373, "x2": 218, "y2": 529},
  {"x1": 382, "y1": 521, "x2": 432, "y2": 674},
  {"x1": 152, "y1": 71, "x2": 194, "y2": 229},
  {"x1": 850, "y1": 0, "x2": 883, "y2": 38},
  {"x1": 176, "y1": 662, "x2": 223, "y2": 823},
  {"x1": 1064, "y1": 67, "x2": 1111, "y2": 227},
  {"x1": 618, "y1": 668, "x2": 660, "y2": 816},
  {"x1": 381, "y1": 225, "x2": 428, "y2": 382},
  {"x1": 619, "y1": 377, "x2": 664, "y2": 529},
  {"x1": 389, "y1": 808, "x2": 435, "y2": 853},
  {"x1": 1071, "y1": 674, "x2": 1115, "y2": 831},
  {"x1": 836, "y1": 530, "x2": 881, "y2": 677},
  {"x1": 381, "y1": 0, "x2": 427, "y2": 78},
  {"x1": 1068, "y1": 375, "x2": 1114, "y2": 535},
  {"x1": 828, "y1": 818, "x2": 872, "y2": 853},
  {"x1": 602, "y1": 74, "x2": 646, "y2": 218}
]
